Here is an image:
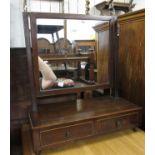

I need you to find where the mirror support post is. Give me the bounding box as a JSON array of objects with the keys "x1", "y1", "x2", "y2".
[
  {"x1": 23, "y1": 12, "x2": 38, "y2": 112},
  {"x1": 64, "y1": 19, "x2": 67, "y2": 49}
]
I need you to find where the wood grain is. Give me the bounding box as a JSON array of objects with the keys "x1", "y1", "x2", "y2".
[
  {"x1": 10, "y1": 48, "x2": 31, "y2": 141},
  {"x1": 22, "y1": 125, "x2": 144, "y2": 155},
  {"x1": 118, "y1": 9, "x2": 145, "y2": 129},
  {"x1": 94, "y1": 22, "x2": 110, "y2": 84},
  {"x1": 10, "y1": 48, "x2": 31, "y2": 102},
  {"x1": 29, "y1": 96, "x2": 142, "y2": 154},
  {"x1": 29, "y1": 96, "x2": 141, "y2": 128}
]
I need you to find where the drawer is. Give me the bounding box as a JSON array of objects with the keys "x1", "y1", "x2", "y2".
[
  {"x1": 40, "y1": 121, "x2": 93, "y2": 146},
  {"x1": 96, "y1": 113, "x2": 139, "y2": 134}
]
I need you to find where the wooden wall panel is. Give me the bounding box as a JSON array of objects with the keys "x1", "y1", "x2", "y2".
[
  {"x1": 94, "y1": 23, "x2": 110, "y2": 84},
  {"x1": 10, "y1": 48, "x2": 31, "y2": 102},
  {"x1": 98, "y1": 30, "x2": 109, "y2": 83},
  {"x1": 10, "y1": 48, "x2": 31, "y2": 142},
  {"x1": 118, "y1": 9, "x2": 145, "y2": 129}
]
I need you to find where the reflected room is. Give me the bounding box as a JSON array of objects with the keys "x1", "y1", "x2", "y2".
[{"x1": 36, "y1": 18, "x2": 103, "y2": 91}]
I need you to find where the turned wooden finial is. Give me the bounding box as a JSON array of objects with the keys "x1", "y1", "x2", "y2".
[{"x1": 85, "y1": 0, "x2": 90, "y2": 15}]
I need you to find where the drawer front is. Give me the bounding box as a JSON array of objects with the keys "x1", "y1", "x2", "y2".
[
  {"x1": 40, "y1": 121, "x2": 93, "y2": 146},
  {"x1": 96, "y1": 113, "x2": 139, "y2": 134}
]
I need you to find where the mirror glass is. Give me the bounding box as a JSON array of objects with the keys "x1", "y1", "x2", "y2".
[{"x1": 36, "y1": 18, "x2": 103, "y2": 90}]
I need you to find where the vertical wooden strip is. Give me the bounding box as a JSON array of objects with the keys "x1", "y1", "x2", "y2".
[
  {"x1": 30, "y1": 13, "x2": 40, "y2": 97},
  {"x1": 109, "y1": 16, "x2": 119, "y2": 97},
  {"x1": 64, "y1": 19, "x2": 67, "y2": 49},
  {"x1": 23, "y1": 12, "x2": 38, "y2": 112}
]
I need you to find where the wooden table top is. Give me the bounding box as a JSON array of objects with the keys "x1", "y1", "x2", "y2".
[{"x1": 29, "y1": 96, "x2": 142, "y2": 129}]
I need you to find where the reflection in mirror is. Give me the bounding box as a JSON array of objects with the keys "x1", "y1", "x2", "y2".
[
  {"x1": 37, "y1": 19, "x2": 65, "y2": 54},
  {"x1": 36, "y1": 19, "x2": 102, "y2": 90}
]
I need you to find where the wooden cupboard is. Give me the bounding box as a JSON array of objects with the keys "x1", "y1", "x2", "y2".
[{"x1": 118, "y1": 9, "x2": 145, "y2": 129}]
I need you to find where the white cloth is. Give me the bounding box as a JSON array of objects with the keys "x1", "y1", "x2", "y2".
[{"x1": 38, "y1": 56, "x2": 57, "y2": 89}]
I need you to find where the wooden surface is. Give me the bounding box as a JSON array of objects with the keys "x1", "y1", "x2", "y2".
[
  {"x1": 26, "y1": 12, "x2": 112, "y2": 21},
  {"x1": 74, "y1": 40, "x2": 96, "y2": 47},
  {"x1": 39, "y1": 82, "x2": 111, "y2": 97},
  {"x1": 10, "y1": 48, "x2": 31, "y2": 142},
  {"x1": 42, "y1": 56, "x2": 89, "y2": 62},
  {"x1": 37, "y1": 38, "x2": 55, "y2": 54},
  {"x1": 118, "y1": 9, "x2": 145, "y2": 129},
  {"x1": 94, "y1": 22, "x2": 110, "y2": 84},
  {"x1": 29, "y1": 96, "x2": 141, "y2": 128},
  {"x1": 10, "y1": 48, "x2": 31, "y2": 103},
  {"x1": 22, "y1": 125, "x2": 144, "y2": 155},
  {"x1": 29, "y1": 96, "x2": 142, "y2": 154},
  {"x1": 95, "y1": 1, "x2": 136, "y2": 13}
]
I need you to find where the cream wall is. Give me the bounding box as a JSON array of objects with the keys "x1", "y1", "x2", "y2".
[
  {"x1": 10, "y1": 0, "x2": 25, "y2": 47},
  {"x1": 10, "y1": 0, "x2": 145, "y2": 48},
  {"x1": 133, "y1": 0, "x2": 145, "y2": 10}
]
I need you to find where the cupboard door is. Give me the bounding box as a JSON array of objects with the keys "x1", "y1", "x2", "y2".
[{"x1": 118, "y1": 10, "x2": 145, "y2": 129}]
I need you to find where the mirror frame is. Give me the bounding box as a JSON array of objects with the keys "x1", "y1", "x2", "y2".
[{"x1": 23, "y1": 12, "x2": 118, "y2": 104}]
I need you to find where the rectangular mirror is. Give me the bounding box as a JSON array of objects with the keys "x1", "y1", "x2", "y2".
[{"x1": 24, "y1": 13, "x2": 114, "y2": 97}]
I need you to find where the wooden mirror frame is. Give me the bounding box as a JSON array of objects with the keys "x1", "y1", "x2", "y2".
[{"x1": 23, "y1": 12, "x2": 118, "y2": 112}]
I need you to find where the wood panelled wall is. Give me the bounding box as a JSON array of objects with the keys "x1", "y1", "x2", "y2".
[
  {"x1": 118, "y1": 9, "x2": 145, "y2": 130},
  {"x1": 10, "y1": 48, "x2": 31, "y2": 142}
]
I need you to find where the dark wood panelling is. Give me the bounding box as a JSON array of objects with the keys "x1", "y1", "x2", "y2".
[
  {"x1": 98, "y1": 30, "x2": 109, "y2": 83},
  {"x1": 10, "y1": 48, "x2": 31, "y2": 142},
  {"x1": 10, "y1": 48, "x2": 31, "y2": 102},
  {"x1": 10, "y1": 48, "x2": 31, "y2": 121},
  {"x1": 118, "y1": 9, "x2": 145, "y2": 129},
  {"x1": 93, "y1": 23, "x2": 110, "y2": 84}
]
